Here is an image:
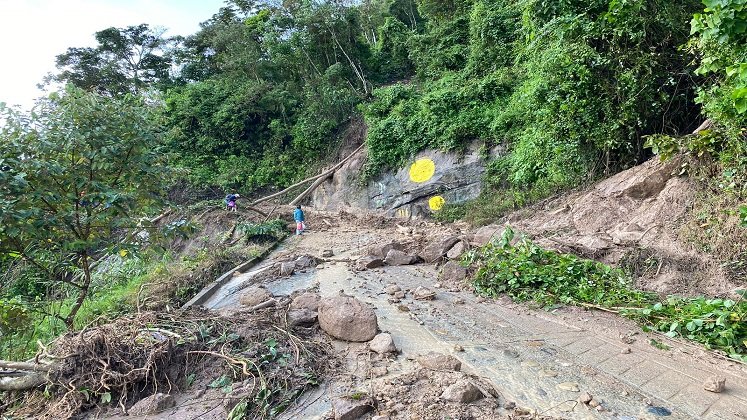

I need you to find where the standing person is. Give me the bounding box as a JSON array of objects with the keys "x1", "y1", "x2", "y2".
[
  {"x1": 224, "y1": 193, "x2": 240, "y2": 212},
  {"x1": 294, "y1": 205, "x2": 305, "y2": 235}
]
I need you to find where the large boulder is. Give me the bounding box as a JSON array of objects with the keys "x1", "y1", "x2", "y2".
[
  {"x1": 446, "y1": 240, "x2": 468, "y2": 260},
  {"x1": 291, "y1": 292, "x2": 321, "y2": 311},
  {"x1": 239, "y1": 286, "x2": 273, "y2": 307},
  {"x1": 357, "y1": 256, "x2": 384, "y2": 270},
  {"x1": 383, "y1": 249, "x2": 418, "y2": 266},
  {"x1": 471, "y1": 225, "x2": 502, "y2": 247},
  {"x1": 419, "y1": 236, "x2": 460, "y2": 263},
  {"x1": 367, "y1": 241, "x2": 404, "y2": 258},
  {"x1": 318, "y1": 296, "x2": 378, "y2": 342},
  {"x1": 440, "y1": 261, "x2": 468, "y2": 284}
]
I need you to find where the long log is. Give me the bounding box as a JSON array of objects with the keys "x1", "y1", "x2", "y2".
[
  {"x1": 289, "y1": 171, "x2": 333, "y2": 206},
  {"x1": 251, "y1": 143, "x2": 365, "y2": 206},
  {"x1": 0, "y1": 360, "x2": 53, "y2": 372},
  {"x1": 0, "y1": 373, "x2": 47, "y2": 391}
]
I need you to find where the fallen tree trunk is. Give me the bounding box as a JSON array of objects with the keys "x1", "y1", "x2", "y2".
[
  {"x1": 0, "y1": 372, "x2": 47, "y2": 391},
  {"x1": 289, "y1": 171, "x2": 332, "y2": 206},
  {"x1": 251, "y1": 143, "x2": 365, "y2": 206},
  {"x1": 0, "y1": 360, "x2": 53, "y2": 372}
]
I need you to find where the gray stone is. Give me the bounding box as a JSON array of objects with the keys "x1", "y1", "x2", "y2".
[
  {"x1": 369, "y1": 333, "x2": 397, "y2": 354},
  {"x1": 291, "y1": 292, "x2": 320, "y2": 311},
  {"x1": 383, "y1": 249, "x2": 418, "y2": 266},
  {"x1": 280, "y1": 262, "x2": 295, "y2": 276},
  {"x1": 384, "y1": 284, "x2": 401, "y2": 295},
  {"x1": 322, "y1": 249, "x2": 334, "y2": 258},
  {"x1": 556, "y1": 382, "x2": 580, "y2": 392},
  {"x1": 318, "y1": 296, "x2": 378, "y2": 342},
  {"x1": 288, "y1": 308, "x2": 318, "y2": 327},
  {"x1": 446, "y1": 241, "x2": 468, "y2": 259},
  {"x1": 419, "y1": 236, "x2": 460, "y2": 263},
  {"x1": 441, "y1": 380, "x2": 483, "y2": 403},
  {"x1": 368, "y1": 241, "x2": 404, "y2": 258},
  {"x1": 578, "y1": 393, "x2": 593, "y2": 404},
  {"x1": 333, "y1": 395, "x2": 374, "y2": 420},
  {"x1": 294, "y1": 255, "x2": 320, "y2": 269},
  {"x1": 239, "y1": 287, "x2": 272, "y2": 307},
  {"x1": 704, "y1": 376, "x2": 726, "y2": 393},
  {"x1": 394, "y1": 290, "x2": 405, "y2": 299},
  {"x1": 471, "y1": 225, "x2": 502, "y2": 247},
  {"x1": 413, "y1": 286, "x2": 436, "y2": 300},
  {"x1": 440, "y1": 261, "x2": 467, "y2": 284},
  {"x1": 417, "y1": 352, "x2": 461, "y2": 371},
  {"x1": 128, "y1": 393, "x2": 175, "y2": 415},
  {"x1": 357, "y1": 255, "x2": 384, "y2": 270}
]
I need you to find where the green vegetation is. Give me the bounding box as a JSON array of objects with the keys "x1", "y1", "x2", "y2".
[
  {"x1": 467, "y1": 226, "x2": 747, "y2": 360},
  {"x1": 237, "y1": 219, "x2": 289, "y2": 243}
]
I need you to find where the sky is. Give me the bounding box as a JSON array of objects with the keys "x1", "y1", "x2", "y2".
[{"x1": 0, "y1": 0, "x2": 227, "y2": 111}]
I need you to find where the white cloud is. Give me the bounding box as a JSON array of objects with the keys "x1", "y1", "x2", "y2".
[{"x1": 0, "y1": 0, "x2": 225, "y2": 110}]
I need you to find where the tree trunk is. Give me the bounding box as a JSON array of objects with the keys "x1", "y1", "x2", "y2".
[{"x1": 65, "y1": 252, "x2": 92, "y2": 329}]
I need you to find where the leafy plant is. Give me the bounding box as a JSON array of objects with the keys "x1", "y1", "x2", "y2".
[{"x1": 237, "y1": 219, "x2": 288, "y2": 243}]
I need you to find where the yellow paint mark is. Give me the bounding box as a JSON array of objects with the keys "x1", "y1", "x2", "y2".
[
  {"x1": 429, "y1": 195, "x2": 445, "y2": 211},
  {"x1": 409, "y1": 158, "x2": 436, "y2": 183}
]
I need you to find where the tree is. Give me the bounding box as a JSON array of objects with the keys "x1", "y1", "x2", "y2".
[
  {"x1": 0, "y1": 87, "x2": 171, "y2": 328},
  {"x1": 48, "y1": 24, "x2": 180, "y2": 96}
]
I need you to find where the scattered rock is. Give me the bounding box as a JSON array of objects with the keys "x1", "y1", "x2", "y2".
[
  {"x1": 578, "y1": 393, "x2": 593, "y2": 404},
  {"x1": 471, "y1": 225, "x2": 502, "y2": 247},
  {"x1": 647, "y1": 406, "x2": 672, "y2": 416},
  {"x1": 540, "y1": 369, "x2": 559, "y2": 378},
  {"x1": 368, "y1": 241, "x2": 404, "y2": 258},
  {"x1": 239, "y1": 286, "x2": 273, "y2": 307},
  {"x1": 396, "y1": 305, "x2": 410, "y2": 312},
  {"x1": 288, "y1": 308, "x2": 318, "y2": 326},
  {"x1": 318, "y1": 296, "x2": 378, "y2": 342},
  {"x1": 502, "y1": 349, "x2": 519, "y2": 358},
  {"x1": 394, "y1": 290, "x2": 406, "y2": 299},
  {"x1": 419, "y1": 236, "x2": 461, "y2": 263},
  {"x1": 704, "y1": 376, "x2": 726, "y2": 393},
  {"x1": 291, "y1": 292, "x2": 321, "y2": 311},
  {"x1": 357, "y1": 256, "x2": 385, "y2": 270},
  {"x1": 294, "y1": 255, "x2": 320, "y2": 269},
  {"x1": 322, "y1": 249, "x2": 334, "y2": 258},
  {"x1": 332, "y1": 395, "x2": 374, "y2": 420},
  {"x1": 369, "y1": 333, "x2": 397, "y2": 354},
  {"x1": 384, "y1": 249, "x2": 419, "y2": 266},
  {"x1": 588, "y1": 399, "x2": 600, "y2": 408},
  {"x1": 417, "y1": 352, "x2": 461, "y2": 371},
  {"x1": 384, "y1": 284, "x2": 402, "y2": 295},
  {"x1": 441, "y1": 380, "x2": 483, "y2": 403},
  {"x1": 504, "y1": 401, "x2": 516, "y2": 410},
  {"x1": 128, "y1": 393, "x2": 175, "y2": 416},
  {"x1": 370, "y1": 366, "x2": 388, "y2": 377},
  {"x1": 280, "y1": 262, "x2": 295, "y2": 276},
  {"x1": 413, "y1": 286, "x2": 436, "y2": 300},
  {"x1": 446, "y1": 241, "x2": 468, "y2": 259},
  {"x1": 556, "y1": 382, "x2": 580, "y2": 392},
  {"x1": 439, "y1": 260, "x2": 468, "y2": 284},
  {"x1": 621, "y1": 347, "x2": 632, "y2": 354},
  {"x1": 454, "y1": 297, "x2": 465, "y2": 305},
  {"x1": 453, "y1": 344, "x2": 464, "y2": 352},
  {"x1": 475, "y1": 296, "x2": 487, "y2": 303}
]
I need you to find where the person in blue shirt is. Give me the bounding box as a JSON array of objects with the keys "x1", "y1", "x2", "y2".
[
  {"x1": 294, "y1": 205, "x2": 305, "y2": 235},
  {"x1": 224, "y1": 193, "x2": 240, "y2": 212}
]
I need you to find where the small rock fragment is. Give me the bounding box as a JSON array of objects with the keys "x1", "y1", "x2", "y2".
[
  {"x1": 128, "y1": 393, "x2": 175, "y2": 416},
  {"x1": 588, "y1": 398, "x2": 600, "y2": 408},
  {"x1": 332, "y1": 395, "x2": 374, "y2": 420},
  {"x1": 280, "y1": 262, "x2": 295, "y2": 276},
  {"x1": 370, "y1": 366, "x2": 388, "y2": 377},
  {"x1": 239, "y1": 286, "x2": 273, "y2": 307},
  {"x1": 453, "y1": 344, "x2": 465, "y2": 352},
  {"x1": 287, "y1": 308, "x2": 317, "y2": 326},
  {"x1": 384, "y1": 284, "x2": 401, "y2": 295},
  {"x1": 556, "y1": 382, "x2": 580, "y2": 392},
  {"x1": 621, "y1": 347, "x2": 632, "y2": 354},
  {"x1": 441, "y1": 380, "x2": 483, "y2": 403},
  {"x1": 413, "y1": 286, "x2": 436, "y2": 300},
  {"x1": 369, "y1": 333, "x2": 397, "y2": 354},
  {"x1": 394, "y1": 290, "x2": 405, "y2": 299},
  {"x1": 417, "y1": 352, "x2": 461, "y2": 371},
  {"x1": 357, "y1": 256, "x2": 384, "y2": 270},
  {"x1": 322, "y1": 249, "x2": 334, "y2": 258},
  {"x1": 578, "y1": 393, "x2": 593, "y2": 404},
  {"x1": 703, "y1": 376, "x2": 726, "y2": 393},
  {"x1": 384, "y1": 249, "x2": 419, "y2": 266}
]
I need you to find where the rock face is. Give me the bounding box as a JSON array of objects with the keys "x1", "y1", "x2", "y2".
[
  {"x1": 383, "y1": 249, "x2": 418, "y2": 266},
  {"x1": 441, "y1": 381, "x2": 483, "y2": 403},
  {"x1": 369, "y1": 333, "x2": 397, "y2": 354},
  {"x1": 417, "y1": 352, "x2": 461, "y2": 371},
  {"x1": 239, "y1": 287, "x2": 273, "y2": 307},
  {"x1": 333, "y1": 395, "x2": 374, "y2": 420},
  {"x1": 129, "y1": 393, "x2": 175, "y2": 415},
  {"x1": 310, "y1": 143, "x2": 500, "y2": 219},
  {"x1": 318, "y1": 296, "x2": 378, "y2": 342},
  {"x1": 419, "y1": 236, "x2": 461, "y2": 263},
  {"x1": 357, "y1": 256, "x2": 384, "y2": 270}
]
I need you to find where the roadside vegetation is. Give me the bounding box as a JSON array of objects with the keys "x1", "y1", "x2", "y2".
[{"x1": 466, "y1": 226, "x2": 747, "y2": 362}]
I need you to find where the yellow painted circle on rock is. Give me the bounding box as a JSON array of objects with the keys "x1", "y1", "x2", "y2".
[
  {"x1": 409, "y1": 158, "x2": 436, "y2": 183},
  {"x1": 429, "y1": 195, "x2": 446, "y2": 211}
]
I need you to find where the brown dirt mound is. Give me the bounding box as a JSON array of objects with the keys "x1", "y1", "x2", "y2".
[{"x1": 499, "y1": 158, "x2": 744, "y2": 297}]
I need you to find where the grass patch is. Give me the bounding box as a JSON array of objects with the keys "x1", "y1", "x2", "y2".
[{"x1": 466, "y1": 226, "x2": 747, "y2": 361}]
